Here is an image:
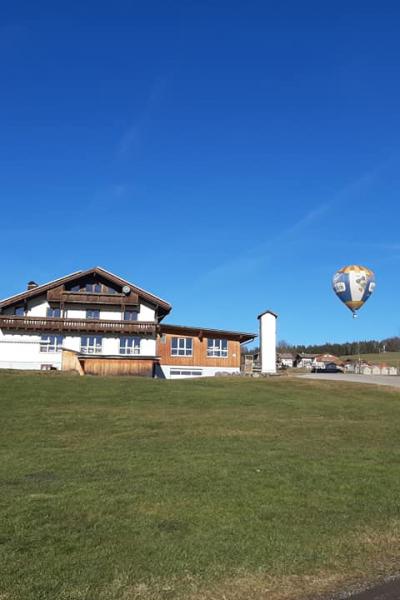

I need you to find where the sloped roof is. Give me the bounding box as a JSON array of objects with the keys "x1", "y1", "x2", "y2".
[
  {"x1": 257, "y1": 309, "x2": 278, "y2": 319},
  {"x1": 159, "y1": 323, "x2": 256, "y2": 343},
  {"x1": 0, "y1": 267, "x2": 172, "y2": 315},
  {"x1": 315, "y1": 354, "x2": 344, "y2": 365}
]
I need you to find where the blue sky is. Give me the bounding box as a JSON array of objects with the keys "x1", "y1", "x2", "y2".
[{"x1": 1, "y1": 1, "x2": 399, "y2": 345}]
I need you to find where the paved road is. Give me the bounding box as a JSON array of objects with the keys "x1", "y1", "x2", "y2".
[{"x1": 299, "y1": 373, "x2": 400, "y2": 388}]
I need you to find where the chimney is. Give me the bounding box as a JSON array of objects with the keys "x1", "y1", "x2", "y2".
[
  {"x1": 27, "y1": 281, "x2": 38, "y2": 290},
  {"x1": 257, "y1": 310, "x2": 278, "y2": 374}
]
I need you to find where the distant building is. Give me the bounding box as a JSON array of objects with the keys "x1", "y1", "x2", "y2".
[
  {"x1": 356, "y1": 362, "x2": 398, "y2": 376},
  {"x1": 312, "y1": 354, "x2": 344, "y2": 372},
  {"x1": 344, "y1": 360, "x2": 356, "y2": 372},
  {"x1": 380, "y1": 364, "x2": 398, "y2": 375},
  {"x1": 277, "y1": 352, "x2": 295, "y2": 368},
  {"x1": 295, "y1": 353, "x2": 317, "y2": 368}
]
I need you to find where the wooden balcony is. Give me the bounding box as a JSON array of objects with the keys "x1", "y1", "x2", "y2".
[
  {"x1": 0, "y1": 315, "x2": 156, "y2": 336},
  {"x1": 47, "y1": 288, "x2": 139, "y2": 307}
]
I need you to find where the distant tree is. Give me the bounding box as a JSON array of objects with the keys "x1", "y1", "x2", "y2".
[
  {"x1": 241, "y1": 344, "x2": 259, "y2": 355},
  {"x1": 277, "y1": 340, "x2": 291, "y2": 353},
  {"x1": 271, "y1": 336, "x2": 400, "y2": 358}
]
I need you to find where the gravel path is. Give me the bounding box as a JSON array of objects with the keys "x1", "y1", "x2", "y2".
[{"x1": 299, "y1": 373, "x2": 400, "y2": 388}]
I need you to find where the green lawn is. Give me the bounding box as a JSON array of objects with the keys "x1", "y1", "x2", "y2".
[
  {"x1": 1, "y1": 372, "x2": 400, "y2": 600},
  {"x1": 341, "y1": 351, "x2": 400, "y2": 367}
]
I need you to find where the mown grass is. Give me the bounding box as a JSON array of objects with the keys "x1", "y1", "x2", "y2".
[
  {"x1": 341, "y1": 351, "x2": 400, "y2": 367},
  {"x1": 1, "y1": 372, "x2": 400, "y2": 600}
]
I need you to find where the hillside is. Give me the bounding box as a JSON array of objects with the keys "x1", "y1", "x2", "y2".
[{"x1": 340, "y1": 351, "x2": 400, "y2": 367}]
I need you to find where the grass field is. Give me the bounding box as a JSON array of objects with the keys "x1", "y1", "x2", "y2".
[
  {"x1": 340, "y1": 351, "x2": 400, "y2": 367},
  {"x1": 1, "y1": 372, "x2": 400, "y2": 600}
]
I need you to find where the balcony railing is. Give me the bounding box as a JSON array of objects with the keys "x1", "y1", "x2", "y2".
[
  {"x1": 47, "y1": 289, "x2": 139, "y2": 306},
  {"x1": 0, "y1": 315, "x2": 156, "y2": 335}
]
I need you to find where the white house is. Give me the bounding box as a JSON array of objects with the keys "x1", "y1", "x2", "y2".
[
  {"x1": 295, "y1": 354, "x2": 316, "y2": 368},
  {"x1": 277, "y1": 353, "x2": 295, "y2": 368},
  {"x1": 0, "y1": 267, "x2": 256, "y2": 378}
]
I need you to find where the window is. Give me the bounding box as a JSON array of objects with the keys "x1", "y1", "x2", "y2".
[
  {"x1": 119, "y1": 336, "x2": 141, "y2": 355},
  {"x1": 86, "y1": 309, "x2": 100, "y2": 320},
  {"x1": 207, "y1": 338, "x2": 228, "y2": 357},
  {"x1": 108, "y1": 286, "x2": 118, "y2": 294},
  {"x1": 124, "y1": 310, "x2": 138, "y2": 321},
  {"x1": 47, "y1": 307, "x2": 61, "y2": 318},
  {"x1": 70, "y1": 284, "x2": 81, "y2": 292},
  {"x1": 170, "y1": 369, "x2": 203, "y2": 377},
  {"x1": 171, "y1": 337, "x2": 193, "y2": 356},
  {"x1": 40, "y1": 335, "x2": 63, "y2": 353},
  {"x1": 14, "y1": 306, "x2": 25, "y2": 316},
  {"x1": 86, "y1": 282, "x2": 102, "y2": 293},
  {"x1": 80, "y1": 336, "x2": 102, "y2": 354}
]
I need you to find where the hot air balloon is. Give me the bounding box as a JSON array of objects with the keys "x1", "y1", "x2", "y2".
[{"x1": 332, "y1": 265, "x2": 375, "y2": 318}]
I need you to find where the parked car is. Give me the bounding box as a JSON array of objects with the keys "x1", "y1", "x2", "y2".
[{"x1": 311, "y1": 363, "x2": 343, "y2": 373}]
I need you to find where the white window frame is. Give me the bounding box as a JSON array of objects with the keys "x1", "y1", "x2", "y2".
[
  {"x1": 40, "y1": 335, "x2": 63, "y2": 353},
  {"x1": 171, "y1": 337, "x2": 193, "y2": 357},
  {"x1": 170, "y1": 369, "x2": 203, "y2": 377},
  {"x1": 80, "y1": 336, "x2": 102, "y2": 355},
  {"x1": 119, "y1": 337, "x2": 141, "y2": 355},
  {"x1": 207, "y1": 338, "x2": 228, "y2": 358}
]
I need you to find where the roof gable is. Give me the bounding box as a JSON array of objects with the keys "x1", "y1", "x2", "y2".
[{"x1": 0, "y1": 267, "x2": 171, "y2": 316}]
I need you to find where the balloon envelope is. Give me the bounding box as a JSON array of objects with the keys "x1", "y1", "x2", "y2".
[{"x1": 332, "y1": 265, "x2": 375, "y2": 315}]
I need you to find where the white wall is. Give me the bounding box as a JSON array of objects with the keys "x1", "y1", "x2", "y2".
[
  {"x1": 259, "y1": 312, "x2": 277, "y2": 374},
  {"x1": 157, "y1": 365, "x2": 239, "y2": 379},
  {"x1": 65, "y1": 307, "x2": 86, "y2": 319},
  {"x1": 0, "y1": 330, "x2": 157, "y2": 371},
  {"x1": 27, "y1": 296, "x2": 49, "y2": 316},
  {"x1": 0, "y1": 332, "x2": 62, "y2": 370},
  {"x1": 3, "y1": 295, "x2": 157, "y2": 321},
  {"x1": 2, "y1": 295, "x2": 49, "y2": 316},
  {"x1": 63, "y1": 334, "x2": 156, "y2": 356},
  {"x1": 141, "y1": 338, "x2": 156, "y2": 355},
  {"x1": 138, "y1": 302, "x2": 155, "y2": 321},
  {"x1": 65, "y1": 303, "x2": 155, "y2": 321},
  {"x1": 0, "y1": 295, "x2": 158, "y2": 371},
  {"x1": 102, "y1": 308, "x2": 122, "y2": 320}
]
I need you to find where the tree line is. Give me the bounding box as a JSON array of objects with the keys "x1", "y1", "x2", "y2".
[
  {"x1": 277, "y1": 336, "x2": 400, "y2": 356},
  {"x1": 242, "y1": 337, "x2": 400, "y2": 357}
]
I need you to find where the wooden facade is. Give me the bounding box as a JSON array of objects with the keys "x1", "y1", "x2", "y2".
[
  {"x1": 61, "y1": 349, "x2": 84, "y2": 375},
  {"x1": 61, "y1": 349, "x2": 155, "y2": 377},
  {"x1": 79, "y1": 357, "x2": 155, "y2": 377},
  {"x1": 47, "y1": 287, "x2": 140, "y2": 308},
  {"x1": 0, "y1": 266, "x2": 171, "y2": 319},
  {"x1": 157, "y1": 333, "x2": 241, "y2": 369}
]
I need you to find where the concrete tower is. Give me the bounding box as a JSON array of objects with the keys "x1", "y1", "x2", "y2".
[{"x1": 257, "y1": 310, "x2": 278, "y2": 374}]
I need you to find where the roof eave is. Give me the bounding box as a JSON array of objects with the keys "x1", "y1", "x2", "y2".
[
  {"x1": 159, "y1": 323, "x2": 257, "y2": 343},
  {"x1": 0, "y1": 266, "x2": 172, "y2": 314}
]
